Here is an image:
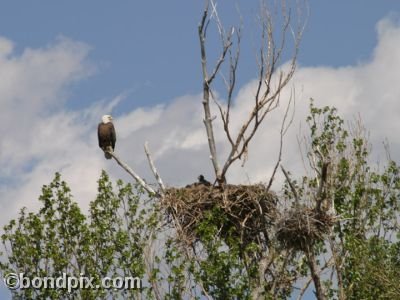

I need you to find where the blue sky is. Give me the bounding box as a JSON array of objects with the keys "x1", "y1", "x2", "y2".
[
  {"x1": 1, "y1": 1, "x2": 400, "y2": 299},
  {"x1": 1, "y1": 1, "x2": 399, "y2": 110}
]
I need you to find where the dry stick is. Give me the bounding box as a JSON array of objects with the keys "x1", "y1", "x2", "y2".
[
  {"x1": 220, "y1": 52, "x2": 298, "y2": 181},
  {"x1": 213, "y1": 26, "x2": 240, "y2": 149},
  {"x1": 267, "y1": 91, "x2": 295, "y2": 191},
  {"x1": 198, "y1": 3, "x2": 222, "y2": 183},
  {"x1": 108, "y1": 151, "x2": 157, "y2": 196},
  {"x1": 144, "y1": 142, "x2": 165, "y2": 195},
  {"x1": 200, "y1": 0, "x2": 302, "y2": 184}
]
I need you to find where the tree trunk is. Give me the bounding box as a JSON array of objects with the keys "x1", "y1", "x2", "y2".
[{"x1": 306, "y1": 246, "x2": 326, "y2": 300}]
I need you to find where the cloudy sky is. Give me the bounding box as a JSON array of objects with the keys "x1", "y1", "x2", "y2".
[{"x1": 1, "y1": 1, "x2": 400, "y2": 298}]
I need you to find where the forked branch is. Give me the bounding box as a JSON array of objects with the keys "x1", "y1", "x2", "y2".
[
  {"x1": 144, "y1": 142, "x2": 165, "y2": 195},
  {"x1": 198, "y1": 0, "x2": 230, "y2": 184},
  {"x1": 198, "y1": 0, "x2": 306, "y2": 185},
  {"x1": 108, "y1": 151, "x2": 158, "y2": 196}
]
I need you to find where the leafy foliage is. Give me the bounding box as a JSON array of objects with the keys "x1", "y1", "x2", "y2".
[
  {"x1": 0, "y1": 171, "x2": 151, "y2": 299},
  {"x1": 1, "y1": 101, "x2": 399, "y2": 299},
  {"x1": 290, "y1": 100, "x2": 400, "y2": 299}
]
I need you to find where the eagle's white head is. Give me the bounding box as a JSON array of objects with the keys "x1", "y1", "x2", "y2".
[{"x1": 101, "y1": 115, "x2": 113, "y2": 124}]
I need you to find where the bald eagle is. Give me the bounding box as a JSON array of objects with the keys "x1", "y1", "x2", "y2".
[
  {"x1": 98, "y1": 115, "x2": 116, "y2": 159},
  {"x1": 198, "y1": 175, "x2": 211, "y2": 186}
]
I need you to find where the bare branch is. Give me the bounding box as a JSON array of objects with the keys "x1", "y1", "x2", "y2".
[
  {"x1": 198, "y1": 2, "x2": 220, "y2": 182},
  {"x1": 215, "y1": 24, "x2": 241, "y2": 150},
  {"x1": 108, "y1": 151, "x2": 158, "y2": 196},
  {"x1": 144, "y1": 142, "x2": 165, "y2": 195},
  {"x1": 267, "y1": 91, "x2": 295, "y2": 190},
  {"x1": 198, "y1": 0, "x2": 305, "y2": 185},
  {"x1": 216, "y1": 1, "x2": 305, "y2": 182}
]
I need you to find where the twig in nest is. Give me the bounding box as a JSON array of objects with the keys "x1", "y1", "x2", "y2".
[{"x1": 162, "y1": 184, "x2": 278, "y2": 250}]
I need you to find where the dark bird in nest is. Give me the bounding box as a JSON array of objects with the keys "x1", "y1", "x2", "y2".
[{"x1": 198, "y1": 175, "x2": 211, "y2": 186}]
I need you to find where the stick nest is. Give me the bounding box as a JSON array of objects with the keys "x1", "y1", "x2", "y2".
[
  {"x1": 162, "y1": 184, "x2": 279, "y2": 248},
  {"x1": 276, "y1": 206, "x2": 336, "y2": 251}
]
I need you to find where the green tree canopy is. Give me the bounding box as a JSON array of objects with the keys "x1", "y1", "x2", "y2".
[{"x1": 1, "y1": 102, "x2": 399, "y2": 299}]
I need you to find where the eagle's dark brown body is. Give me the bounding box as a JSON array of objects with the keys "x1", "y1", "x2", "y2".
[{"x1": 98, "y1": 119, "x2": 116, "y2": 159}]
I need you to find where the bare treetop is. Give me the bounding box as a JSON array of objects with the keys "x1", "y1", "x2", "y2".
[{"x1": 198, "y1": 0, "x2": 307, "y2": 186}]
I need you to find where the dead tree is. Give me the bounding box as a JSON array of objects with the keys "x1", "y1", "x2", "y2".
[
  {"x1": 106, "y1": 1, "x2": 307, "y2": 298},
  {"x1": 198, "y1": 0, "x2": 304, "y2": 186},
  {"x1": 106, "y1": 0, "x2": 305, "y2": 207}
]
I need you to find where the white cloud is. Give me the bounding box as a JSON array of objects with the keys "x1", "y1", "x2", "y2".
[
  {"x1": 0, "y1": 37, "x2": 13, "y2": 58},
  {"x1": 1, "y1": 16, "x2": 400, "y2": 228},
  {"x1": 0, "y1": 36, "x2": 93, "y2": 170},
  {"x1": 0, "y1": 36, "x2": 104, "y2": 223},
  {"x1": 115, "y1": 15, "x2": 400, "y2": 189},
  {"x1": 116, "y1": 104, "x2": 164, "y2": 139},
  {"x1": 291, "y1": 17, "x2": 400, "y2": 161}
]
